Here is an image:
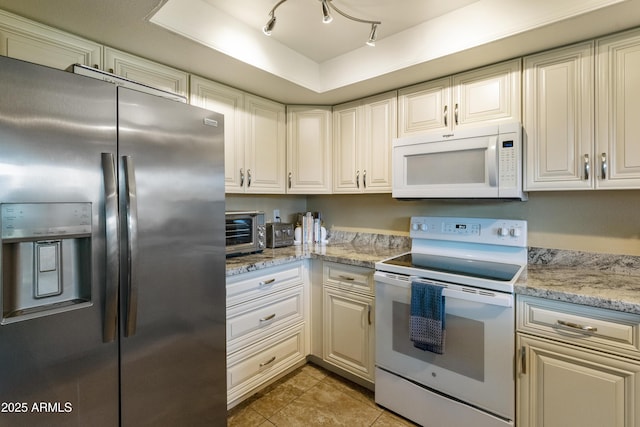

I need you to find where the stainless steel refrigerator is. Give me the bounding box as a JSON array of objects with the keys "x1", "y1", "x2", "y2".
[{"x1": 0, "y1": 56, "x2": 226, "y2": 426}]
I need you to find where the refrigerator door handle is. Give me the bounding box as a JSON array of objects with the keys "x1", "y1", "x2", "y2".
[
  {"x1": 102, "y1": 153, "x2": 119, "y2": 343},
  {"x1": 123, "y1": 155, "x2": 140, "y2": 337}
]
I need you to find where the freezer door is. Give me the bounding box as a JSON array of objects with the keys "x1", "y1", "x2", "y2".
[
  {"x1": 0, "y1": 57, "x2": 119, "y2": 426},
  {"x1": 117, "y1": 87, "x2": 226, "y2": 426}
]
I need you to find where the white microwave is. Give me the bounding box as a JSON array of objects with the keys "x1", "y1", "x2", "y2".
[{"x1": 392, "y1": 122, "x2": 526, "y2": 200}]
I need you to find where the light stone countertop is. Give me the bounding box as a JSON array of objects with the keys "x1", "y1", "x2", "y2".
[
  {"x1": 225, "y1": 243, "x2": 407, "y2": 277},
  {"x1": 516, "y1": 248, "x2": 640, "y2": 314},
  {"x1": 226, "y1": 234, "x2": 640, "y2": 315}
]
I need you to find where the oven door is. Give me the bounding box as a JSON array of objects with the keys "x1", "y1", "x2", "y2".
[{"x1": 375, "y1": 271, "x2": 514, "y2": 420}]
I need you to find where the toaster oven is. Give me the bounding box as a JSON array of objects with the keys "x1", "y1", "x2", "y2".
[{"x1": 225, "y1": 211, "x2": 265, "y2": 257}]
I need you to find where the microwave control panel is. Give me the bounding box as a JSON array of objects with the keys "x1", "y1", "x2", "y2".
[{"x1": 497, "y1": 132, "x2": 521, "y2": 192}]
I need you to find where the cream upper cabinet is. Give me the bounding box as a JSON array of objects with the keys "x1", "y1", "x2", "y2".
[
  {"x1": 523, "y1": 42, "x2": 595, "y2": 190},
  {"x1": 596, "y1": 28, "x2": 640, "y2": 189},
  {"x1": 190, "y1": 76, "x2": 245, "y2": 191},
  {"x1": 104, "y1": 47, "x2": 188, "y2": 98},
  {"x1": 244, "y1": 94, "x2": 287, "y2": 194},
  {"x1": 286, "y1": 106, "x2": 332, "y2": 194},
  {"x1": 0, "y1": 9, "x2": 102, "y2": 69},
  {"x1": 190, "y1": 77, "x2": 286, "y2": 194},
  {"x1": 333, "y1": 91, "x2": 397, "y2": 193},
  {"x1": 398, "y1": 59, "x2": 521, "y2": 137}
]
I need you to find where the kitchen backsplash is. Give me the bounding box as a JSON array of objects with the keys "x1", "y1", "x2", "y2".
[
  {"x1": 327, "y1": 229, "x2": 640, "y2": 273},
  {"x1": 328, "y1": 229, "x2": 410, "y2": 250}
]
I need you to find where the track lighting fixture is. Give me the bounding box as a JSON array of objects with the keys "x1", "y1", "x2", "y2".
[{"x1": 262, "y1": 0, "x2": 381, "y2": 47}]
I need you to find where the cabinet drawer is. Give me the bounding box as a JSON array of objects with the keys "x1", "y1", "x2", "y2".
[
  {"x1": 324, "y1": 262, "x2": 374, "y2": 295},
  {"x1": 227, "y1": 262, "x2": 303, "y2": 306},
  {"x1": 227, "y1": 286, "x2": 304, "y2": 353},
  {"x1": 227, "y1": 324, "x2": 306, "y2": 403},
  {"x1": 517, "y1": 295, "x2": 640, "y2": 359}
]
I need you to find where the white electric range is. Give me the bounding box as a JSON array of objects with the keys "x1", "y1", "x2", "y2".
[{"x1": 374, "y1": 216, "x2": 527, "y2": 427}]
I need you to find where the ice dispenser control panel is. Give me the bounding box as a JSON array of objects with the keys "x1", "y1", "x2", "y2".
[
  {"x1": 1, "y1": 203, "x2": 91, "y2": 241},
  {"x1": 1, "y1": 203, "x2": 93, "y2": 324}
]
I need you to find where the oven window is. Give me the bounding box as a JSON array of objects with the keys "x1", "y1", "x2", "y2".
[
  {"x1": 392, "y1": 301, "x2": 484, "y2": 381},
  {"x1": 226, "y1": 218, "x2": 253, "y2": 245},
  {"x1": 406, "y1": 149, "x2": 485, "y2": 185},
  {"x1": 384, "y1": 253, "x2": 520, "y2": 282}
]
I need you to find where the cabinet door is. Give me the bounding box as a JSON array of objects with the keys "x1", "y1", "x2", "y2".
[
  {"x1": 362, "y1": 92, "x2": 397, "y2": 193},
  {"x1": 0, "y1": 10, "x2": 101, "y2": 69},
  {"x1": 454, "y1": 58, "x2": 521, "y2": 128},
  {"x1": 524, "y1": 42, "x2": 594, "y2": 190},
  {"x1": 244, "y1": 94, "x2": 286, "y2": 193},
  {"x1": 517, "y1": 334, "x2": 640, "y2": 427},
  {"x1": 333, "y1": 101, "x2": 361, "y2": 193},
  {"x1": 104, "y1": 47, "x2": 188, "y2": 97},
  {"x1": 286, "y1": 106, "x2": 332, "y2": 194},
  {"x1": 596, "y1": 28, "x2": 640, "y2": 189},
  {"x1": 190, "y1": 76, "x2": 245, "y2": 193},
  {"x1": 397, "y1": 77, "x2": 451, "y2": 136},
  {"x1": 323, "y1": 286, "x2": 374, "y2": 381}
]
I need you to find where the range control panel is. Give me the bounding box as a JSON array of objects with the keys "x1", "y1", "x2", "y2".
[{"x1": 410, "y1": 216, "x2": 527, "y2": 247}]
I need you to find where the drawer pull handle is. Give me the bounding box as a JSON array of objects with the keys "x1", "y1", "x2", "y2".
[
  {"x1": 557, "y1": 320, "x2": 597, "y2": 332},
  {"x1": 338, "y1": 275, "x2": 355, "y2": 281},
  {"x1": 259, "y1": 356, "x2": 276, "y2": 367},
  {"x1": 259, "y1": 278, "x2": 276, "y2": 287},
  {"x1": 260, "y1": 313, "x2": 276, "y2": 322}
]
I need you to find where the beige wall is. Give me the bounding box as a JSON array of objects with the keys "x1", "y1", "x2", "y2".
[
  {"x1": 228, "y1": 190, "x2": 640, "y2": 256},
  {"x1": 307, "y1": 190, "x2": 640, "y2": 256}
]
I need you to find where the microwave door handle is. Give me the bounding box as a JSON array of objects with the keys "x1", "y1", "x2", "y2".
[{"x1": 487, "y1": 136, "x2": 498, "y2": 187}]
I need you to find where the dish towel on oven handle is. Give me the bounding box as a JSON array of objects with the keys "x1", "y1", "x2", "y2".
[{"x1": 409, "y1": 278, "x2": 446, "y2": 354}]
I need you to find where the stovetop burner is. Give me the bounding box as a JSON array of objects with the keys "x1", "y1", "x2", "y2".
[{"x1": 380, "y1": 252, "x2": 522, "y2": 282}]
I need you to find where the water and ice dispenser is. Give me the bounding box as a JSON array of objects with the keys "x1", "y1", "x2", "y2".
[{"x1": 1, "y1": 203, "x2": 93, "y2": 324}]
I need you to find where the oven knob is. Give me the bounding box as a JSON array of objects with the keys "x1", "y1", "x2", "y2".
[
  {"x1": 419, "y1": 223, "x2": 428, "y2": 231},
  {"x1": 412, "y1": 223, "x2": 420, "y2": 231},
  {"x1": 498, "y1": 227, "x2": 509, "y2": 237},
  {"x1": 510, "y1": 228, "x2": 521, "y2": 237}
]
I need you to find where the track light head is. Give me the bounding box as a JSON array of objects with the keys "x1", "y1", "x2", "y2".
[
  {"x1": 262, "y1": 0, "x2": 381, "y2": 46},
  {"x1": 366, "y1": 23, "x2": 378, "y2": 46},
  {"x1": 321, "y1": 0, "x2": 333, "y2": 24},
  {"x1": 263, "y1": 14, "x2": 276, "y2": 36}
]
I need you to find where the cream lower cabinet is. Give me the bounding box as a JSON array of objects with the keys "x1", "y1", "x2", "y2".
[
  {"x1": 398, "y1": 58, "x2": 521, "y2": 136},
  {"x1": 517, "y1": 296, "x2": 640, "y2": 427},
  {"x1": 0, "y1": 9, "x2": 102, "y2": 69},
  {"x1": 322, "y1": 262, "x2": 375, "y2": 383},
  {"x1": 226, "y1": 262, "x2": 308, "y2": 408},
  {"x1": 333, "y1": 91, "x2": 397, "y2": 193}
]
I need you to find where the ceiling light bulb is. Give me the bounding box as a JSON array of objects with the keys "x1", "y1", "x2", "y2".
[
  {"x1": 263, "y1": 14, "x2": 276, "y2": 36},
  {"x1": 366, "y1": 23, "x2": 377, "y2": 46},
  {"x1": 321, "y1": 0, "x2": 333, "y2": 24}
]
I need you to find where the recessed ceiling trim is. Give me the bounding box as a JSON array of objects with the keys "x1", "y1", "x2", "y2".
[{"x1": 150, "y1": 0, "x2": 626, "y2": 94}]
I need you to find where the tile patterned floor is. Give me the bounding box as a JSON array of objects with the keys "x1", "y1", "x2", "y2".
[{"x1": 227, "y1": 363, "x2": 418, "y2": 426}]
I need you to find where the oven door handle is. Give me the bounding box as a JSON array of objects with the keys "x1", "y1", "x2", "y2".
[{"x1": 442, "y1": 288, "x2": 513, "y2": 308}]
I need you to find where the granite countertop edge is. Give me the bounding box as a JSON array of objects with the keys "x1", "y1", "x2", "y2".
[{"x1": 226, "y1": 242, "x2": 640, "y2": 315}]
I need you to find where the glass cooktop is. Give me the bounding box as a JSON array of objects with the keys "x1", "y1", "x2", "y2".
[{"x1": 381, "y1": 252, "x2": 522, "y2": 282}]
